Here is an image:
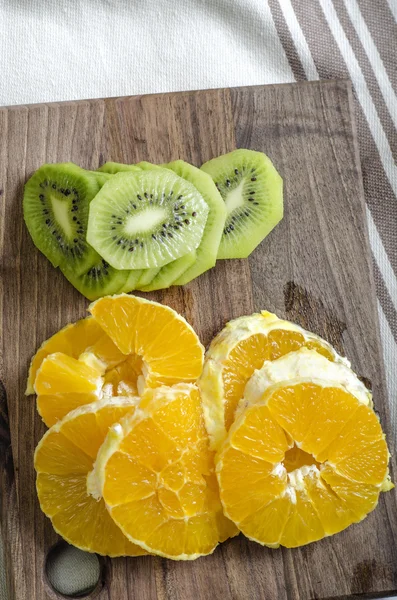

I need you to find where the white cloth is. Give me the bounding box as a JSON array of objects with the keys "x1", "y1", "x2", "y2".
[{"x1": 0, "y1": 0, "x2": 294, "y2": 107}]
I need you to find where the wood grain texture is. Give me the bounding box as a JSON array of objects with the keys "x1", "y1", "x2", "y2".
[{"x1": 0, "y1": 80, "x2": 396, "y2": 600}]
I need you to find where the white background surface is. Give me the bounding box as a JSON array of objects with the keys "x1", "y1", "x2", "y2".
[{"x1": 0, "y1": 0, "x2": 295, "y2": 108}]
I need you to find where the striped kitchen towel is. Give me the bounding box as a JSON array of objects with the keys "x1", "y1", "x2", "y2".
[{"x1": 267, "y1": 0, "x2": 397, "y2": 435}]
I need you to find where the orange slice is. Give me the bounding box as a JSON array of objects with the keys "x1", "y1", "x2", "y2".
[
  {"x1": 93, "y1": 384, "x2": 237, "y2": 560},
  {"x1": 26, "y1": 316, "x2": 125, "y2": 395},
  {"x1": 199, "y1": 311, "x2": 347, "y2": 450},
  {"x1": 35, "y1": 353, "x2": 104, "y2": 426},
  {"x1": 34, "y1": 397, "x2": 147, "y2": 556},
  {"x1": 216, "y1": 379, "x2": 392, "y2": 548},
  {"x1": 89, "y1": 294, "x2": 204, "y2": 389},
  {"x1": 239, "y1": 347, "x2": 371, "y2": 417}
]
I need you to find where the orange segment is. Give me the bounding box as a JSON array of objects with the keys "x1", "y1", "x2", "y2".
[
  {"x1": 332, "y1": 439, "x2": 389, "y2": 486},
  {"x1": 34, "y1": 353, "x2": 103, "y2": 396},
  {"x1": 89, "y1": 294, "x2": 204, "y2": 389},
  {"x1": 217, "y1": 446, "x2": 287, "y2": 523},
  {"x1": 199, "y1": 311, "x2": 345, "y2": 449},
  {"x1": 320, "y1": 465, "x2": 382, "y2": 516},
  {"x1": 36, "y1": 353, "x2": 143, "y2": 427},
  {"x1": 228, "y1": 404, "x2": 291, "y2": 462},
  {"x1": 265, "y1": 383, "x2": 319, "y2": 446},
  {"x1": 317, "y1": 403, "x2": 385, "y2": 463},
  {"x1": 279, "y1": 488, "x2": 325, "y2": 548},
  {"x1": 305, "y1": 471, "x2": 359, "y2": 536},
  {"x1": 37, "y1": 392, "x2": 99, "y2": 427},
  {"x1": 267, "y1": 382, "x2": 361, "y2": 457},
  {"x1": 239, "y1": 496, "x2": 292, "y2": 547},
  {"x1": 216, "y1": 380, "x2": 392, "y2": 548},
  {"x1": 26, "y1": 317, "x2": 125, "y2": 394},
  {"x1": 35, "y1": 353, "x2": 144, "y2": 427},
  {"x1": 94, "y1": 384, "x2": 237, "y2": 559},
  {"x1": 222, "y1": 333, "x2": 270, "y2": 428},
  {"x1": 34, "y1": 397, "x2": 145, "y2": 556}
]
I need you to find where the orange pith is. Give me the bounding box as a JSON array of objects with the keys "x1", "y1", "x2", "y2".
[
  {"x1": 217, "y1": 380, "x2": 391, "y2": 548},
  {"x1": 89, "y1": 294, "x2": 204, "y2": 388},
  {"x1": 97, "y1": 384, "x2": 237, "y2": 559},
  {"x1": 34, "y1": 398, "x2": 146, "y2": 556},
  {"x1": 103, "y1": 354, "x2": 143, "y2": 396}
]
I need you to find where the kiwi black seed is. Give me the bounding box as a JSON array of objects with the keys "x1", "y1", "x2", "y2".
[
  {"x1": 87, "y1": 169, "x2": 209, "y2": 270},
  {"x1": 61, "y1": 254, "x2": 129, "y2": 301},
  {"x1": 23, "y1": 163, "x2": 101, "y2": 273},
  {"x1": 200, "y1": 149, "x2": 283, "y2": 259}
]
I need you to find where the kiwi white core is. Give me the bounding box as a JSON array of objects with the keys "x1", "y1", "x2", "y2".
[
  {"x1": 224, "y1": 179, "x2": 245, "y2": 215},
  {"x1": 124, "y1": 207, "x2": 167, "y2": 236},
  {"x1": 51, "y1": 194, "x2": 73, "y2": 238}
]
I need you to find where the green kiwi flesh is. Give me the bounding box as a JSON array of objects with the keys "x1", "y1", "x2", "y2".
[
  {"x1": 167, "y1": 160, "x2": 227, "y2": 285},
  {"x1": 136, "y1": 267, "x2": 162, "y2": 288},
  {"x1": 119, "y1": 269, "x2": 143, "y2": 293},
  {"x1": 135, "y1": 162, "x2": 163, "y2": 171},
  {"x1": 92, "y1": 171, "x2": 113, "y2": 186},
  {"x1": 99, "y1": 162, "x2": 166, "y2": 289},
  {"x1": 23, "y1": 163, "x2": 100, "y2": 274},
  {"x1": 61, "y1": 254, "x2": 128, "y2": 301},
  {"x1": 140, "y1": 251, "x2": 196, "y2": 292},
  {"x1": 200, "y1": 149, "x2": 283, "y2": 259},
  {"x1": 87, "y1": 170, "x2": 209, "y2": 270},
  {"x1": 97, "y1": 162, "x2": 142, "y2": 175}
]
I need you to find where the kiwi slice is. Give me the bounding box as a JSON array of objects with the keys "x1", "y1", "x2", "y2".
[
  {"x1": 135, "y1": 267, "x2": 162, "y2": 288},
  {"x1": 97, "y1": 162, "x2": 162, "y2": 175},
  {"x1": 92, "y1": 171, "x2": 113, "y2": 186},
  {"x1": 97, "y1": 162, "x2": 141, "y2": 175},
  {"x1": 136, "y1": 161, "x2": 163, "y2": 171},
  {"x1": 61, "y1": 254, "x2": 128, "y2": 300},
  {"x1": 200, "y1": 149, "x2": 283, "y2": 259},
  {"x1": 166, "y1": 160, "x2": 227, "y2": 285},
  {"x1": 23, "y1": 163, "x2": 100, "y2": 273},
  {"x1": 119, "y1": 269, "x2": 143, "y2": 293},
  {"x1": 140, "y1": 251, "x2": 196, "y2": 292},
  {"x1": 139, "y1": 160, "x2": 226, "y2": 289},
  {"x1": 87, "y1": 170, "x2": 209, "y2": 270}
]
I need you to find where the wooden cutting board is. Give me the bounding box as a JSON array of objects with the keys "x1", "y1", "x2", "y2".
[{"x1": 1, "y1": 80, "x2": 396, "y2": 600}]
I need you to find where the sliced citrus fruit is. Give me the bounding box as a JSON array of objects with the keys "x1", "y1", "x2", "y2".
[
  {"x1": 34, "y1": 397, "x2": 147, "y2": 556},
  {"x1": 93, "y1": 384, "x2": 237, "y2": 560},
  {"x1": 239, "y1": 347, "x2": 371, "y2": 417},
  {"x1": 216, "y1": 379, "x2": 392, "y2": 548},
  {"x1": 26, "y1": 316, "x2": 125, "y2": 395},
  {"x1": 89, "y1": 294, "x2": 204, "y2": 389},
  {"x1": 199, "y1": 311, "x2": 347, "y2": 449},
  {"x1": 35, "y1": 353, "x2": 104, "y2": 426}
]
